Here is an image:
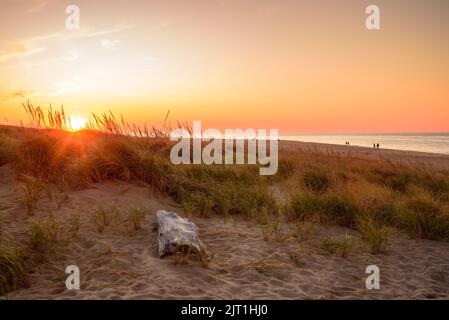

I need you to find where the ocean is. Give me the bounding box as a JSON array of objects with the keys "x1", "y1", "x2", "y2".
[{"x1": 280, "y1": 133, "x2": 449, "y2": 155}]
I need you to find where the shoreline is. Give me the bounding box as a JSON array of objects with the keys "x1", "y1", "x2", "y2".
[
  {"x1": 279, "y1": 139, "x2": 449, "y2": 170},
  {"x1": 2, "y1": 124, "x2": 448, "y2": 159}
]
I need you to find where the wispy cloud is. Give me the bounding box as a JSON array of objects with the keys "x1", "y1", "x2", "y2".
[
  {"x1": 23, "y1": 50, "x2": 80, "y2": 68},
  {"x1": 25, "y1": 31, "x2": 61, "y2": 43},
  {"x1": 0, "y1": 22, "x2": 134, "y2": 65},
  {"x1": 21, "y1": 24, "x2": 134, "y2": 45},
  {"x1": 0, "y1": 89, "x2": 41, "y2": 101},
  {"x1": 84, "y1": 24, "x2": 135, "y2": 38},
  {"x1": 0, "y1": 47, "x2": 45, "y2": 64}
]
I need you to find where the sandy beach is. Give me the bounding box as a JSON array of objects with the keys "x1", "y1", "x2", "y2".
[
  {"x1": 2, "y1": 138, "x2": 449, "y2": 300},
  {"x1": 280, "y1": 140, "x2": 449, "y2": 170}
]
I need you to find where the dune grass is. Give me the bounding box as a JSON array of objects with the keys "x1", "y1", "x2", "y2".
[
  {"x1": 172, "y1": 244, "x2": 211, "y2": 268},
  {"x1": 402, "y1": 195, "x2": 449, "y2": 240},
  {"x1": 68, "y1": 213, "x2": 81, "y2": 238},
  {"x1": 28, "y1": 213, "x2": 60, "y2": 251},
  {"x1": 1, "y1": 103, "x2": 449, "y2": 297},
  {"x1": 319, "y1": 233, "x2": 352, "y2": 258},
  {"x1": 356, "y1": 215, "x2": 390, "y2": 254},
  {"x1": 0, "y1": 237, "x2": 30, "y2": 295},
  {"x1": 262, "y1": 216, "x2": 290, "y2": 242},
  {"x1": 302, "y1": 167, "x2": 333, "y2": 193},
  {"x1": 91, "y1": 206, "x2": 118, "y2": 233},
  {"x1": 1, "y1": 103, "x2": 449, "y2": 246},
  {"x1": 289, "y1": 191, "x2": 359, "y2": 227},
  {"x1": 18, "y1": 175, "x2": 44, "y2": 216},
  {"x1": 0, "y1": 132, "x2": 17, "y2": 166},
  {"x1": 126, "y1": 208, "x2": 147, "y2": 231}
]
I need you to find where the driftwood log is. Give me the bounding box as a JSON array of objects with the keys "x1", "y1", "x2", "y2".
[{"x1": 155, "y1": 210, "x2": 206, "y2": 257}]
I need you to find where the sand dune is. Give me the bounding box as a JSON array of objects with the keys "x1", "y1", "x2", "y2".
[{"x1": 1, "y1": 160, "x2": 448, "y2": 300}]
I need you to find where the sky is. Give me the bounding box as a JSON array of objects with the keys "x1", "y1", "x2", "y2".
[{"x1": 0, "y1": 0, "x2": 448, "y2": 133}]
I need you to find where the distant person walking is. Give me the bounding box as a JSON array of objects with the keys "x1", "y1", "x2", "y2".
[{"x1": 377, "y1": 143, "x2": 380, "y2": 149}]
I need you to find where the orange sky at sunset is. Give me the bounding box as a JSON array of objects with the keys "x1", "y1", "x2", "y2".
[{"x1": 0, "y1": 0, "x2": 448, "y2": 133}]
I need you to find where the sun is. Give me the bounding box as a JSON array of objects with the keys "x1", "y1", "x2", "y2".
[{"x1": 69, "y1": 116, "x2": 87, "y2": 131}]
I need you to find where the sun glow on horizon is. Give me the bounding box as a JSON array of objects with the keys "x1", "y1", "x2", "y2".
[{"x1": 68, "y1": 116, "x2": 87, "y2": 132}]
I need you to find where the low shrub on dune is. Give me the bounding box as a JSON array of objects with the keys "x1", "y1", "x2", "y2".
[
  {"x1": 420, "y1": 172, "x2": 449, "y2": 200},
  {"x1": 354, "y1": 183, "x2": 399, "y2": 226},
  {"x1": 289, "y1": 192, "x2": 324, "y2": 221},
  {"x1": 289, "y1": 191, "x2": 359, "y2": 227},
  {"x1": 85, "y1": 138, "x2": 140, "y2": 182},
  {"x1": 135, "y1": 153, "x2": 172, "y2": 192},
  {"x1": 14, "y1": 135, "x2": 60, "y2": 180},
  {"x1": 185, "y1": 164, "x2": 257, "y2": 185},
  {"x1": 356, "y1": 215, "x2": 389, "y2": 254},
  {"x1": 401, "y1": 195, "x2": 449, "y2": 240},
  {"x1": 368, "y1": 165, "x2": 416, "y2": 193},
  {"x1": 179, "y1": 181, "x2": 276, "y2": 219},
  {"x1": 220, "y1": 185, "x2": 277, "y2": 218},
  {"x1": 323, "y1": 193, "x2": 360, "y2": 227},
  {"x1": 13, "y1": 132, "x2": 84, "y2": 183},
  {"x1": 302, "y1": 167, "x2": 333, "y2": 193}
]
